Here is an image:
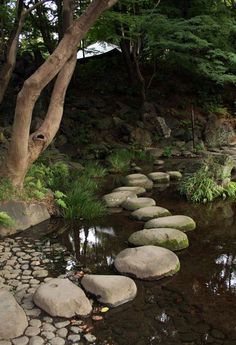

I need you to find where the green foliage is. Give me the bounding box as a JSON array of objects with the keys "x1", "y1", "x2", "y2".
[
  {"x1": 162, "y1": 146, "x2": 173, "y2": 158},
  {"x1": 60, "y1": 177, "x2": 107, "y2": 221},
  {"x1": 180, "y1": 167, "x2": 236, "y2": 203},
  {"x1": 0, "y1": 179, "x2": 14, "y2": 201},
  {"x1": 0, "y1": 211, "x2": 15, "y2": 228},
  {"x1": 83, "y1": 162, "x2": 107, "y2": 178},
  {"x1": 107, "y1": 149, "x2": 132, "y2": 173}
]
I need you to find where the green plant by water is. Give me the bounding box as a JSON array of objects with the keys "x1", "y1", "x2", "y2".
[{"x1": 180, "y1": 166, "x2": 236, "y2": 203}]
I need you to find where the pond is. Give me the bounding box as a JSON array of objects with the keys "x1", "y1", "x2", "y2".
[{"x1": 23, "y1": 181, "x2": 236, "y2": 345}]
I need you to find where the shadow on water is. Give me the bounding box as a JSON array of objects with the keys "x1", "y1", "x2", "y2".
[{"x1": 23, "y1": 182, "x2": 236, "y2": 345}]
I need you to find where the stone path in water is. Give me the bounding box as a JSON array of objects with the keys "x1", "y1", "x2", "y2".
[{"x1": 0, "y1": 166, "x2": 196, "y2": 342}]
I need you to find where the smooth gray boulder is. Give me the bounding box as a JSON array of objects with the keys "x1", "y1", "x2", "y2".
[
  {"x1": 130, "y1": 206, "x2": 171, "y2": 221},
  {"x1": 144, "y1": 215, "x2": 196, "y2": 232},
  {"x1": 103, "y1": 191, "x2": 136, "y2": 207},
  {"x1": 0, "y1": 201, "x2": 50, "y2": 237},
  {"x1": 0, "y1": 289, "x2": 28, "y2": 340},
  {"x1": 148, "y1": 172, "x2": 170, "y2": 183},
  {"x1": 114, "y1": 245, "x2": 180, "y2": 280},
  {"x1": 167, "y1": 171, "x2": 182, "y2": 180},
  {"x1": 33, "y1": 278, "x2": 92, "y2": 318},
  {"x1": 122, "y1": 197, "x2": 156, "y2": 211},
  {"x1": 81, "y1": 275, "x2": 137, "y2": 307},
  {"x1": 112, "y1": 186, "x2": 146, "y2": 196},
  {"x1": 128, "y1": 228, "x2": 189, "y2": 251},
  {"x1": 124, "y1": 174, "x2": 153, "y2": 190}
]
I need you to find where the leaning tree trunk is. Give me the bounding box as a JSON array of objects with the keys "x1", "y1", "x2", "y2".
[
  {"x1": 0, "y1": 0, "x2": 49, "y2": 105},
  {"x1": 2, "y1": 0, "x2": 118, "y2": 187}
]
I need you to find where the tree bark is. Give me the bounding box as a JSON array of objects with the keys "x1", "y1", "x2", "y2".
[
  {"x1": 0, "y1": 0, "x2": 49, "y2": 105},
  {"x1": 2, "y1": 0, "x2": 118, "y2": 187}
]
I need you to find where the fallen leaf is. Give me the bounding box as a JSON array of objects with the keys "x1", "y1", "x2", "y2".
[
  {"x1": 101, "y1": 307, "x2": 109, "y2": 313},
  {"x1": 92, "y1": 315, "x2": 103, "y2": 321}
]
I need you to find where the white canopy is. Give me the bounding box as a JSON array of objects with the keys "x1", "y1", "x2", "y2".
[{"x1": 77, "y1": 41, "x2": 121, "y2": 60}]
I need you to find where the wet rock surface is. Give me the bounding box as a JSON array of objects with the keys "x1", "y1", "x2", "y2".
[
  {"x1": 81, "y1": 274, "x2": 137, "y2": 307},
  {"x1": 144, "y1": 215, "x2": 196, "y2": 232},
  {"x1": 114, "y1": 245, "x2": 180, "y2": 280},
  {"x1": 128, "y1": 228, "x2": 189, "y2": 251}
]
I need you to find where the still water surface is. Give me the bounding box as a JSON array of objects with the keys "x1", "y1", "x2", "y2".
[{"x1": 26, "y1": 183, "x2": 236, "y2": 345}]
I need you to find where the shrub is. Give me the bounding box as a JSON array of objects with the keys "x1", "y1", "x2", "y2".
[
  {"x1": 180, "y1": 167, "x2": 236, "y2": 203},
  {"x1": 0, "y1": 212, "x2": 15, "y2": 228},
  {"x1": 107, "y1": 149, "x2": 132, "y2": 173}
]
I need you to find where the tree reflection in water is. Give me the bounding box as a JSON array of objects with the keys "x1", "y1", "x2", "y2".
[
  {"x1": 206, "y1": 253, "x2": 236, "y2": 294},
  {"x1": 62, "y1": 224, "x2": 117, "y2": 272}
]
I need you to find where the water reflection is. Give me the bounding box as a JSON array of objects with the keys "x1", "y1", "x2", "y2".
[
  {"x1": 206, "y1": 253, "x2": 236, "y2": 293},
  {"x1": 59, "y1": 224, "x2": 118, "y2": 272}
]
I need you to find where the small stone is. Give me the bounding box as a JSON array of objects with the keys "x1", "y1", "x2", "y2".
[
  {"x1": 41, "y1": 332, "x2": 54, "y2": 340},
  {"x1": 54, "y1": 321, "x2": 70, "y2": 329},
  {"x1": 83, "y1": 334, "x2": 96, "y2": 343},
  {"x1": 56, "y1": 328, "x2": 68, "y2": 338},
  {"x1": 130, "y1": 206, "x2": 171, "y2": 221},
  {"x1": 23, "y1": 270, "x2": 32, "y2": 276},
  {"x1": 28, "y1": 336, "x2": 44, "y2": 345},
  {"x1": 32, "y1": 270, "x2": 48, "y2": 278},
  {"x1": 70, "y1": 326, "x2": 81, "y2": 334},
  {"x1": 24, "y1": 327, "x2": 40, "y2": 337},
  {"x1": 68, "y1": 335, "x2": 81, "y2": 343},
  {"x1": 103, "y1": 191, "x2": 137, "y2": 207},
  {"x1": 122, "y1": 197, "x2": 156, "y2": 211},
  {"x1": 144, "y1": 215, "x2": 196, "y2": 232},
  {"x1": 148, "y1": 172, "x2": 170, "y2": 183},
  {"x1": 25, "y1": 308, "x2": 41, "y2": 317},
  {"x1": 12, "y1": 336, "x2": 29, "y2": 345},
  {"x1": 43, "y1": 317, "x2": 53, "y2": 323},
  {"x1": 42, "y1": 324, "x2": 56, "y2": 332},
  {"x1": 49, "y1": 337, "x2": 65, "y2": 345},
  {"x1": 29, "y1": 320, "x2": 41, "y2": 328}
]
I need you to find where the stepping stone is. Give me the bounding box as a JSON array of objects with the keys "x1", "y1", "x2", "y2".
[
  {"x1": 154, "y1": 159, "x2": 164, "y2": 165},
  {"x1": 114, "y1": 246, "x2": 180, "y2": 280},
  {"x1": 122, "y1": 197, "x2": 156, "y2": 211},
  {"x1": 103, "y1": 191, "x2": 136, "y2": 207},
  {"x1": 112, "y1": 186, "x2": 146, "y2": 196},
  {"x1": 148, "y1": 172, "x2": 170, "y2": 183},
  {"x1": 0, "y1": 289, "x2": 28, "y2": 339},
  {"x1": 128, "y1": 228, "x2": 189, "y2": 251},
  {"x1": 81, "y1": 275, "x2": 137, "y2": 307},
  {"x1": 124, "y1": 174, "x2": 153, "y2": 190},
  {"x1": 167, "y1": 171, "x2": 182, "y2": 180},
  {"x1": 33, "y1": 278, "x2": 92, "y2": 318},
  {"x1": 130, "y1": 206, "x2": 171, "y2": 221},
  {"x1": 144, "y1": 215, "x2": 196, "y2": 232}
]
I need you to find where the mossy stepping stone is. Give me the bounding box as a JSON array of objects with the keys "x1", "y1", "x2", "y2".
[
  {"x1": 112, "y1": 186, "x2": 146, "y2": 196},
  {"x1": 114, "y1": 245, "x2": 180, "y2": 280},
  {"x1": 125, "y1": 174, "x2": 153, "y2": 190},
  {"x1": 144, "y1": 215, "x2": 196, "y2": 232},
  {"x1": 122, "y1": 197, "x2": 156, "y2": 211},
  {"x1": 130, "y1": 206, "x2": 171, "y2": 221},
  {"x1": 103, "y1": 191, "x2": 136, "y2": 207},
  {"x1": 128, "y1": 228, "x2": 189, "y2": 251},
  {"x1": 81, "y1": 275, "x2": 137, "y2": 307},
  {"x1": 148, "y1": 172, "x2": 170, "y2": 183},
  {"x1": 167, "y1": 171, "x2": 182, "y2": 180}
]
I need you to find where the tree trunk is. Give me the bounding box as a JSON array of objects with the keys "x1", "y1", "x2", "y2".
[
  {"x1": 0, "y1": 0, "x2": 49, "y2": 105},
  {"x1": 2, "y1": 0, "x2": 118, "y2": 187}
]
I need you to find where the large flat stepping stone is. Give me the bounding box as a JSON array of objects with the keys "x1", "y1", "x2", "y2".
[
  {"x1": 128, "y1": 228, "x2": 189, "y2": 251},
  {"x1": 144, "y1": 215, "x2": 196, "y2": 232},
  {"x1": 33, "y1": 278, "x2": 92, "y2": 318},
  {"x1": 122, "y1": 197, "x2": 156, "y2": 211},
  {"x1": 0, "y1": 289, "x2": 28, "y2": 339},
  {"x1": 124, "y1": 174, "x2": 153, "y2": 190},
  {"x1": 148, "y1": 172, "x2": 170, "y2": 183},
  {"x1": 114, "y1": 246, "x2": 180, "y2": 280},
  {"x1": 81, "y1": 275, "x2": 137, "y2": 307},
  {"x1": 103, "y1": 191, "x2": 136, "y2": 207},
  {"x1": 167, "y1": 171, "x2": 182, "y2": 180},
  {"x1": 130, "y1": 206, "x2": 171, "y2": 221},
  {"x1": 112, "y1": 186, "x2": 146, "y2": 196}
]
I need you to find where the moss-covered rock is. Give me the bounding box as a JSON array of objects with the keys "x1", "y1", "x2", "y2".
[
  {"x1": 144, "y1": 215, "x2": 196, "y2": 232},
  {"x1": 128, "y1": 228, "x2": 189, "y2": 251},
  {"x1": 130, "y1": 206, "x2": 171, "y2": 221},
  {"x1": 122, "y1": 197, "x2": 156, "y2": 211}
]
